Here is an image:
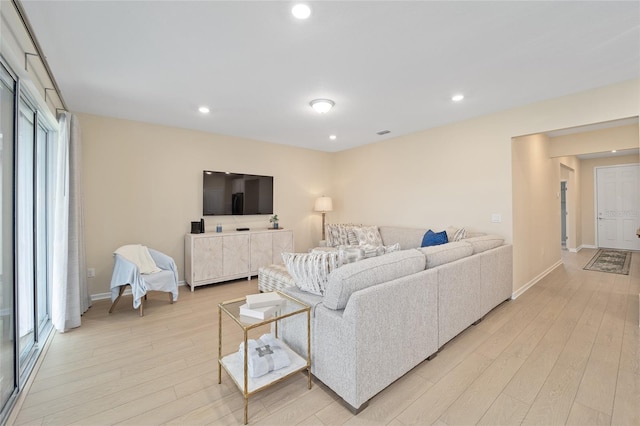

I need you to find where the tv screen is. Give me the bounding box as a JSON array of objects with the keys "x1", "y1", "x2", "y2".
[{"x1": 203, "y1": 171, "x2": 274, "y2": 216}]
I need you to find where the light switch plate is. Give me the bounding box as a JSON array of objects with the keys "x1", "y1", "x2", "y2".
[{"x1": 491, "y1": 213, "x2": 502, "y2": 223}]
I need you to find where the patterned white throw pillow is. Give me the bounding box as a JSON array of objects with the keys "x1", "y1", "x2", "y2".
[
  {"x1": 445, "y1": 226, "x2": 467, "y2": 242},
  {"x1": 353, "y1": 225, "x2": 383, "y2": 246},
  {"x1": 339, "y1": 242, "x2": 401, "y2": 263},
  {"x1": 282, "y1": 251, "x2": 341, "y2": 295},
  {"x1": 452, "y1": 227, "x2": 467, "y2": 241},
  {"x1": 338, "y1": 246, "x2": 365, "y2": 264},
  {"x1": 347, "y1": 230, "x2": 359, "y2": 246},
  {"x1": 384, "y1": 242, "x2": 401, "y2": 254},
  {"x1": 326, "y1": 224, "x2": 361, "y2": 247}
]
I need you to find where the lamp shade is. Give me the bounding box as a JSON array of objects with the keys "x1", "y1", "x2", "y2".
[{"x1": 314, "y1": 196, "x2": 333, "y2": 212}]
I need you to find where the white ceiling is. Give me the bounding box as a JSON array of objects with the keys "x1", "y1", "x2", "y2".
[{"x1": 21, "y1": 1, "x2": 640, "y2": 152}]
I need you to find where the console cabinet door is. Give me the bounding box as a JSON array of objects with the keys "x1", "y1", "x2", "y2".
[
  {"x1": 250, "y1": 232, "x2": 273, "y2": 273},
  {"x1": 223, "y1": 234, "x2": 250, "y2": 277},
  {"x1": 272, "y1": 231, "x2": 294, "y2": 264},
  {"x1": 192, "y1": 236, "x2": 223, "y2": 282}
]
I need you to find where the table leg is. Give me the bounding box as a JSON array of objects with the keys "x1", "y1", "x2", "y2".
[
  {"x1": 218, "y1": 306, "x2": 222, "y2": 384},
  {"x1": 307, "y1": 309, "x2": 312, "y2": 389},
  {"x1": 244, "y1": 331, "x2": 249, "y2": 424},
  {"x1": 244, "y1": 396, "x2": 248, "y2": 425}
]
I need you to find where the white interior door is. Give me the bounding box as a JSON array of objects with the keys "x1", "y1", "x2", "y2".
[{"x1": 596, "y1": 164, "x2": 640, "y2": 250}]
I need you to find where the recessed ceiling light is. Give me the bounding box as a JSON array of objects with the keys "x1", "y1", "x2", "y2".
[
  {"x1": 310, "y1": 99, "x2": 335, "y2": 114},
  {"x1": 292, "y1": 4, "x2": 311, "y2": 19},
  {"x1": 451, "y1": 94, "x2": 464, "y2": 102},
  {"x1": 611, "y1": 150, "x2": 617, "y2": 153},
  {"x1": 198, "y1": 106, "x2": 210, "y2": 114},
  {"x1": 329, "y1": 135, "x2": 337, "y2": 140}
]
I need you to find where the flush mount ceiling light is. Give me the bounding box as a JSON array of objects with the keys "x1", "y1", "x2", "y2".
[
  {"x1": 292, "y1": 4, "x2": 311, "y2": 19},
  {"x1": 198, "y1": 106, "x2": 210, "y2": 114},
  {"x1": 451, "y1": 94, "x2": 465, "y2": 102},
  {"x1": 310, "y1": 99, "x2": 335, "y2": 114}
]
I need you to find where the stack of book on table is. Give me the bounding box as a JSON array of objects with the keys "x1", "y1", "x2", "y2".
[{"x1": 239, "y1": 292, "x2": 284, "y2": 320}]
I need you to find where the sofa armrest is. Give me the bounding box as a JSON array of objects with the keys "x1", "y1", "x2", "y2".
[{"x1": 324, "y1": 269, "x2": 438, "y2": 410}]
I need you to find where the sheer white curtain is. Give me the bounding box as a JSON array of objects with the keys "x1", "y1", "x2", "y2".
[{"x1": 52, "y1": 112, "x2": 90, "y2": 332}]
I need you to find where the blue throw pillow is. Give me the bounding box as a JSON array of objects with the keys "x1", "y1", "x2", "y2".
[{"x1": 421, "y1": 229, "x2": 448, "y2": 247}]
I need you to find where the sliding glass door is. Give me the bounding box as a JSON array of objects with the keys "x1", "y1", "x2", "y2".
[
  {"x1": 17, "y1": 101, "x2": 35, "y2": 368},
  {"x1": 35, "y1": 124, "x2": 49, "y2": 336},
  {"x1": 0, "y1": 62, "x2": 16, "y2": 416},
  {"x1": 0, "y1": 58, "x2": 54, "y2": 421}
]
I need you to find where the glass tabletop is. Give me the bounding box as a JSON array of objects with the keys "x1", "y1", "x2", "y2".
[{"x1": 218, "y1": 291, "x2": 309, "y2": 329}]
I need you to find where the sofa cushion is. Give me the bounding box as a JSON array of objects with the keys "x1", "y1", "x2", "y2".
[
  {"x1": 465, "y1": 234, "x2": 504, "y2": 253},
  {"x1": 418, "y1": 241, "x2": 473, "y2": 269},
  {"x1": 378, "y1": 226, "x2": 429, "y2": 249},
  {"x1": 282, "y1": 251, "x2": 341, "y2": 296},
  {"x1": 464, "y1": 231, "x2": 487, "y2": 239},
  {"x1": 353, "y1": 225, "x2": 383, "y2": 246},
  {"x1": 421, "y1": 230, "x2": 448, "y2": 247},
  {"x1": 323, "y1": 249, "x2": 426, "y2": 310}
]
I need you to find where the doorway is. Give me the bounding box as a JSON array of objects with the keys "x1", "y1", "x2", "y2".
[{"x1": 595, "y1": 164, "x2": 640, "y2": 250}]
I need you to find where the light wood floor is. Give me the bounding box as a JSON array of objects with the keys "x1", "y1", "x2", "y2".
[{"x1": 10, "y1": 249, "x2": 640, "y2": 425}]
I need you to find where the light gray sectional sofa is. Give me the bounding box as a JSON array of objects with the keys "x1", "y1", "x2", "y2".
[{"x1": 276, "y1": 226, "x2": 513, "y2": 412}]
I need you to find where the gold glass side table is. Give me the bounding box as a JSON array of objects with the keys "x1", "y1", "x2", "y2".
[{"x1": 218, "y1": 291, "x2": 311, "y2": 424}]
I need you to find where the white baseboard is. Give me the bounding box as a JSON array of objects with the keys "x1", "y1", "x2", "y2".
[
  {"x1": 91, "y1": 281, "x2": 186, "y2": 301},
  {"x1": 568, "y1": 244, "x2": 597, "y2": 253},
  {"x1": 512, "y1": 259, "x2": 563, "y2": 299}
]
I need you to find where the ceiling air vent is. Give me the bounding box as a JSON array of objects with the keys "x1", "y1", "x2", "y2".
[{"x1": 376, "y1": 130, "x2": 390, "y2": 135}]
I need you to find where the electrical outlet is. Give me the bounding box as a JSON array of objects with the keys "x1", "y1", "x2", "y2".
[{"x1": 87, "y1": 268, "x2": 95, "y2": 278}]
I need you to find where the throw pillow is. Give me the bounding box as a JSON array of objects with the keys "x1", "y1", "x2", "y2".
[
  {"x1": 338, "y1": 245, "x2": 365, "y2": 264},
  {"x1": 353, "y1": 225, "x2": 383, "y2": 246},
  {"x1": 326, "y1": 224, "x2": 360, "y2": 247},
  {"x1": 445, "y1": 226, "x2": 467, "y2": 242},
  {"x1": 383, "y1": 242, "x2": 401, "y2": 254},
  {"x1": 421, "y1": 229, "x2": 448, "y2": 247},
  {"x1": 282, "y1": 251, "x2": 341, "y2": 296},
  {"x1": 339, "y1": 242, "x2": 401, "y2": 263},
  {"x1": 114, "y1": 244, "x2": 162, "y2": 275},
  {"x1": 347, "y1": 230, "x2": 359, "y2": 246},
  {"x1": 360, "y1": 244, "x2": 386, "y2": 258},
  {"x1": 452, "y1": 227, "x2": 467, "y2": 241}
]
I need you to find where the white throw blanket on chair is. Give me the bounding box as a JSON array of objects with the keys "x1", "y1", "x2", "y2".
[{"x1": 114, "y1": 244, "x2": 161, "y2": 274}]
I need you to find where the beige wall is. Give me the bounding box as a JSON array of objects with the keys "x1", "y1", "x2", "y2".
[
  {"x1": 80, "y1": 113, "x2": 333, "y2": 296},
  {"x1": 550, "y1": 123, "x2": 640, "y2": 247},
  {"x1": 332, "y1": 80, "x2": 639, "y2": 296},
  {"x1": 579, "y1": 154, "x2": 640, "y2": 246},
  {"x1": 80, "y1": 80, "x2": 639, "y2": 299},
  {"x1": 549, "y1": 124, "x2": 638, "y2": 157},
  {"x1": 512, "y1": 134, "x2": 562, "y2": 293}
]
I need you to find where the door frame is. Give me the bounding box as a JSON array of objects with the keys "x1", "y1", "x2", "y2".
[{"x1": 594, "y1": 163, "x2": 640, "y2": 250}]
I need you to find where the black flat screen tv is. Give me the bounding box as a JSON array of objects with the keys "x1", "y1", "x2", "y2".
[{"x1": 203, "y1": 170, "x2": 274, "y2": 216}]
